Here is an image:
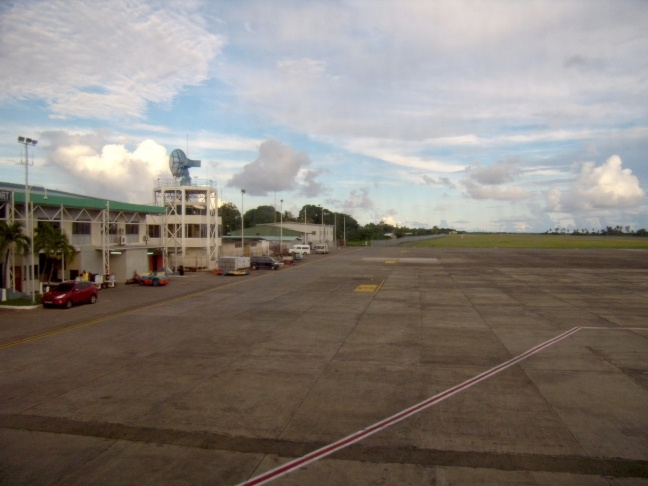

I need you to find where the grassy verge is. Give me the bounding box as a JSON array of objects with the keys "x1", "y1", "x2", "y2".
[
  {"x1": 405, "y1": 234, "x2": 648, "y2": 249},
  {"x1": 0, "y1": 295, "x2": 42, "y2": 306}
]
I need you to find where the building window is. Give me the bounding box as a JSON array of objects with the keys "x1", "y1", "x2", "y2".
[
  {"x1": 185, "y1": 224, "x2": 207, "y2": 238},
  {"x1": 72, "y1": 222, "x2": 91, "y2": 235},
  {"x1": 108, "y1": 223, "x2": 117, "y2": 235},
  {"x1": 72, "y1": 222, "x2": 91, "y2": 245},
  {"x1": 148, "y1": 225, "x2": 161, "y2": 238},
  {"x1": 125, "y1": 224, "x2": 139, "y2": 235}
]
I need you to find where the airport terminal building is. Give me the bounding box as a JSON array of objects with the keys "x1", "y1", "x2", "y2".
[{"x1": 0, "y1": 182, "x2": 167, "y2": 293}]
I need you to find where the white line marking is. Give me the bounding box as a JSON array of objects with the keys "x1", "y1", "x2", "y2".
[{"x1": 237, "y1": 326, "x2": 644, "y2": 485}]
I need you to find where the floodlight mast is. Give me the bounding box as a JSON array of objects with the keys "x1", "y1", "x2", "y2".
[{"x1": 17, "y1": 136, "x2": 38, "y2": 303}]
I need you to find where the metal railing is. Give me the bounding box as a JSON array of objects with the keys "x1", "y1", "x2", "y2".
[{"x1": 153, "y1": 179, "x2": 217, "y2": 189}]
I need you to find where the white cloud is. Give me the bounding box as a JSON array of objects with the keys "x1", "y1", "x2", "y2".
[
  {"x1": 300, "y1": 168, "x2": 328, "y2": 197},
  {"x1": 343, "y1": 188, "x2": 374, "y2": 214},
  {"x1": 339, "y1": 138, "x2": 463, "y2": 172},
  {"x1": 466, "y1": 158, "x2": 521, "y2": 185},
  {"x1": 546, "y1": 155, "x2": 645, "y2": 212},
  {"x1": 227, "y1": 138, "x2": 324, "y2": 197},
  {"x1": 381, "y1": 216, "x2": 398, "y2": 226},
  {"x1": 462, "y1": 179, "x2": 530, "y2": 201},
  {"x1": 42, "y1": 131, "x2": 168, "y2": 202},
  {"x1": 0, "y1": 0, "x2": 224, "y2": 120},
  {"x1": 421, "y1": 175, "x2": 456, "y2": 188}
]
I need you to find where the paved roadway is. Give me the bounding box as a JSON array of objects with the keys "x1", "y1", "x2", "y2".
[{"x1": 0, "y1": 247, "x2": 647, "y2": 485}]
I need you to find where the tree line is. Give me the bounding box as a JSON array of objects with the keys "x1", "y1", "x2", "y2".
[
  {"x1": 219, "y1": 203, "x2": 455, "y2": 242},
  {"x1": 544, "y1": 226, "x2": 648, "y2": 236}
]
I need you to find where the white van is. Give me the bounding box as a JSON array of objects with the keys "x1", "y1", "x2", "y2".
[
  {"x1": 289, "y1": 244, "x2": 311, "y2": 255},
  {"x1": 314, "y1": 244, "x2": 329, "y2": 254}
]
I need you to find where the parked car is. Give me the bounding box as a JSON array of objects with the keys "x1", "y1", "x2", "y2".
[
  {"x1": 251, "y1": 256, "x2": 281, "y2": 270},
  {"x1": 289, "y1": 245, "x2": 311, "y2": 255},
  {"x1": 314, "y1": 244, "x2": 329, "y2": 254},
  {"x1": 42, "y1": 281, "x2": 98, "y2": 309}
]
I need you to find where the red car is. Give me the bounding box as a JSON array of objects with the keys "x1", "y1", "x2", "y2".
[{"x1": 42, "y1": 281, "x2": 98, "y2": 309}]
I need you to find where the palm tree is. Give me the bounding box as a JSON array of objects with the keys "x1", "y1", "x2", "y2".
[
  {"x1": 0, "y1": 221, "x2": 31, "y2": 289},
  {"x1": 33, "y1": 223, "x2": 76, "y2": 283}
]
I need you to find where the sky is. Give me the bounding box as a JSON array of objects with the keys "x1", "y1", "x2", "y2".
[{"x1": 1, "y1": 0, "x2": 647, "y2": 232}]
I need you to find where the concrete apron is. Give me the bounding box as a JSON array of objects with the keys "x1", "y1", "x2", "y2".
[{"x1": 0, "y1": 247, "x2": 647, "y2": 485}]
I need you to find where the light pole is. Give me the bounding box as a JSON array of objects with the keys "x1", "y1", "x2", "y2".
[
  {"x1": 27, "y1": 185, "x2": 47, "y2": 299},
  {"x1": 304, "y1": 206, "x2": 307, "y2": 247},
  {"x1": 280, "y1": 199, "x2": 283, "y2": 256},
  {"x1": 334, "y1": 212, "x2": 336, "y2": 248},
  {"x1": 320, "y1": 206, "x2": 323, "y2": 243},
  {"x1": 240, "y1": 189, "x2": 245, "y2": 256},
  {"x1": 321, "y1": 210, "x2": 328, "y2": 245},
  {"x1": 18, "y1": 136, "x2": 38, "y2": 303}
]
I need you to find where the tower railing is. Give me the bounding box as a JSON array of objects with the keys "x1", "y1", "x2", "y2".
[{"x1": 154, "y1": 179, "x2": 216, "y2": 189}]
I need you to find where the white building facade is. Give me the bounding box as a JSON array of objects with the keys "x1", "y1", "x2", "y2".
[
  {"x1": 147, "y1": 179, "x2": 221, "y2": 270},
  {"x1": 262, "y1": 222, "x2": 333, "y2": 248},
  {"x1": 0, "y1": 182, "x2": 166, "y2": 294}
]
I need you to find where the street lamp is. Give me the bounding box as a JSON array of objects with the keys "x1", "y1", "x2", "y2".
[
  {"x1": 27, "y1": 185, "x2": 47, "y2": 300},
  {"x1": 18, "y1": 136, "x2": 38, "y2": 303},
  {"x1": 240, "y1": 189, "x2": 246, "y2": 256},
  {"x1": 334, "y1": 212, "x2": 336, "y2": 248},
  {"x1": 320, "y1": 206, "x2": 323, "y2": 243},
  {"x1": 321, "y1": 209, "x2": 328, "y2": 244},
  {"x1": 303, "y1": 206, "x2": 307, "y2": 246},
  {"x1": 280, "y1": 199, "x2": 283, "y2": 256}
]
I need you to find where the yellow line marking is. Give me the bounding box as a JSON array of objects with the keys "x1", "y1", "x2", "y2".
[
  {"x1": 0, "y1": 277, "x2": 263, "y2": 350},
  {"x1": 355, "y1": 284, "x2": 378, "y2": 292},
  {"x1": 354, "y1": 280, "x2": 385, "y2": 293},
  {"x1": 384, "y1": 260, "x2": 398, "y2": 264}
]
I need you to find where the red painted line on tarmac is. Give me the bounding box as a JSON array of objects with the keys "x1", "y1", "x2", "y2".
[{"x1": 237, "y1": 326, "x2": 583, "y2": 486}]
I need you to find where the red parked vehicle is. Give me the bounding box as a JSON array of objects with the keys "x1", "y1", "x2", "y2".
[{"x1": 42, "y1": 281, "x2": 98, "y2": 309}]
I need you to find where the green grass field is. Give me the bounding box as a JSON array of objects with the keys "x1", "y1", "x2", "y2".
[{"x1": 406, "y1": 234, "x2": 648, "y2": 249}]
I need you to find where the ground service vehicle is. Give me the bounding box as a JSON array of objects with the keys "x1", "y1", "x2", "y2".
[
  {"x1": 42, "y1": 281, "x2": 98, "y2": 309},
  {"x1": 289, "y1": 245, "x2": 311, "y2": 255},
  {"x1": 251, "y1": 256, "x2": 281, "y2": 270},
  {"x1": 138, "y1": 273, "x2": 169, "y2": 286},
  {"x1": 314, "y1": 244, "x2": 329, "y2": 254}
]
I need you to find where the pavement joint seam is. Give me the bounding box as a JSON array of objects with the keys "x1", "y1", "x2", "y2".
[
  {"x1": 236, "y1": 326, "x2": 644, "y2": 486},
  {"x1": 1, "y1": 414, "x2": 646, "y2": 478}
]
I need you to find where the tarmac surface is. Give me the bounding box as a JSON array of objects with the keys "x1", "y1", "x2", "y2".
[{"x1": 0, "y1": 246, "x2": 647, "y2": 485}]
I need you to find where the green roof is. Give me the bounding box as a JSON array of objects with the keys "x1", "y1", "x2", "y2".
[{"x1": 12, "y1": 191, "x2": 165, "y2": 214}]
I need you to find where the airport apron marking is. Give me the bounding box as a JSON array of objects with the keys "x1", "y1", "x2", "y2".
[{"x1": 236, "y1": 326, "x2": 646, "y2": 486}]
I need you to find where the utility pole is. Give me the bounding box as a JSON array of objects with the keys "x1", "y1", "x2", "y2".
[{"x1": 241, "y1": 189, "x2": 246, "y2": 256}]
